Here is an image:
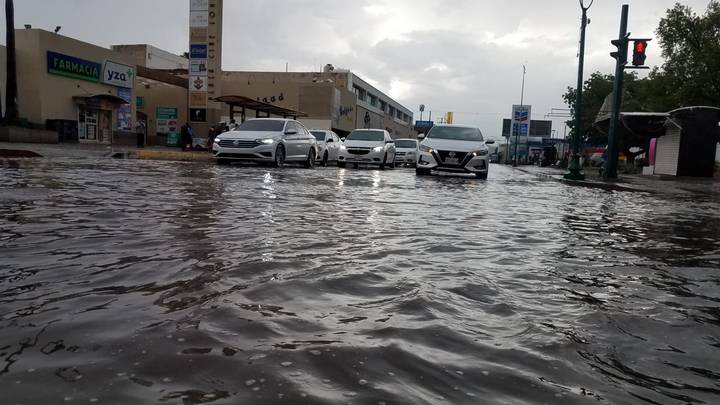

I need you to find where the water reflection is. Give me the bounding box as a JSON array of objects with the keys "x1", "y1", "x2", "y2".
[{"x1": 0, "y1": 160, "x2": 718, "y2": 405}]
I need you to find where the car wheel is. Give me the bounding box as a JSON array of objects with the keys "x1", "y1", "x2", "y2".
[
  {"x1": 304, "y1": 148, "x2": 316, "y2": 168},
  {"x1": 216, "y1": 158, "x2": 230, "y2": 166},
  {"x1": 416, "y1": 167, "x2": 431, "y2": 176},
  {"x1": 475, "y1": 172, "x2": 488, "y2": 179},
  {"x1": 338, "y1": 161, "x2": 346, "y2": 168},
  {"x1": 274, "y1": 145, "x2": 286, "y2": 168},
  {"x1": 321, "y1": 151, "x2": 328, "y2": 167},
  {"x1": 379, "y1": 153, "x2": 387, "y2": 170}
]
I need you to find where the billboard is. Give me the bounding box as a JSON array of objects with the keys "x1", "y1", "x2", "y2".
[
  {"x1": 102, "y1": 60, "x2": 134, "y2": 89},
  {"x1": 510, "y1": 105, "x2": 531, "y2": 137}
]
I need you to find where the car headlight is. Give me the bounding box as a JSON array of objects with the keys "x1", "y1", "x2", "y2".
[
  {"x1": 477, "y1": 150, "x2": 489, "y2": 156},
  {"x1": 255, "y1": 138, "x2": 275, "y2": 144},
  {"x1": 213, "y1": 138, "x2": 220, "y2": 144},
  {"x1": 420, "y1": 145, "x2": 433, "y2": 153},
  {"x1": 340, "y1": 145, "x2": 347, "y2": 150},
  {"x1": 372, "y1": 146, "x2": 384, "y2": 152}
]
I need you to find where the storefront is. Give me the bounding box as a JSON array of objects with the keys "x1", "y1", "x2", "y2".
[{"x1": 3, "y1": 29, "x2": 137, "y2": 144}]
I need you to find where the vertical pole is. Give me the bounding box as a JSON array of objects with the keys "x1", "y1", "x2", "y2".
[
  {"x1": 513, "y1": 65, "x2": 526, "y2": 167},
  {"x1": 604, "y1": 5, "x2": 629, "y2": 179},
  {"x1": 564, "y1": 5, "x2": 588, "y2": 180}
]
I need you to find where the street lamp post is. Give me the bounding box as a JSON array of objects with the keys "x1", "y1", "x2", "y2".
[
  {"x1": 564, "y1": 0, "x2": 593, "y2": 181},
  {"x1": 513, "y1": 65, "x2": 527, "y2": 167}
]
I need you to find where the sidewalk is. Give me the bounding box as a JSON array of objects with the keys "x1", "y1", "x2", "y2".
[
  {"x1": 0, "y1": 141, "x2": 213, "y2": 162},
  {"x1": 512, "y1": 164, "x2": 720, "y2": 196}
]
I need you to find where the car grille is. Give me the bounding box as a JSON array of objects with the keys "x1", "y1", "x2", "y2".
[
  {"x1": 395, "y1": 152, "x2": 406, "y2": 156},
  {"x1": 438, "y1": 150, "x2": 468, "y2": 163},
  {"x1": 218, "y1": 139, "x2": 257, "y2": 148},
  {"x1": 215, "y1": 153, "x2": 260, "y2": 159},
  {"x1": 348, "y1": 148, "x2": 370, "y2": 155}
]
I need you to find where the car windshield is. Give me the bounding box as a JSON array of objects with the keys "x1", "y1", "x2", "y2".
[
  {"x1": 427, "y1": 126, "x2": 484, "y2": 141},
  {"x1": 311, "y1": 131, "x2": 326, "y2": 141},
  {"x1": 394, "y1": 140, "x2": 417, "y2": 148},
  {"x1": 347, "y1": 130, "x2": 384, "y2": 142},
  {"x1": 236, "y1": 120, "x2": 286, "y2": 132}
]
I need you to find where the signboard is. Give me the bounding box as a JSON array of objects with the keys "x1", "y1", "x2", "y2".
[
  {"x1": 190, "y1": 108, "x2": 207, "y2": 122},
  {"x1": 189, "y1": 44, "x2": 207, "y2": 59},
  {"x1": 511, "y1": 104, "x2": 531, "y2": 137},
  {"x1": 190, "y1": 11, "x2": 208, "y2": 27},
  {"x1": 47, "y1": 51, "x2": 101, "y2": 82},
  {"x1": 102, "y1": 60, "x2": 134, "y2": 89},
  {"x1": 189, "y1": 92, "x2": 208, "y2": 107},
  {"x1": 117, "y1": 88, "x2": 132, "y2": 131},
  {"x1": 156, "y1": 107, "x2": 179, "y2": 135},
  {"x1": 190, "y1": 60, "x2": 208, "y2": 76},
  {"x1": 190, "y1": 0, "x2": 208, "y2": 10},
  {"x1": 190, "y1": 76, "x2": 208, "y2": 91},
  {"x1": 190, "y1": 27, "x2": 207, "y2": 43}
]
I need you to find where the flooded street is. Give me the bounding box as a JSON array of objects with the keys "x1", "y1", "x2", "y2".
[{"x1": 1, "y1": 159, "x2": 719, "y2": 405}]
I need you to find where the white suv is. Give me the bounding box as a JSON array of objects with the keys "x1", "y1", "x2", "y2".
[
  {"x1": 416, "y1": 124, "x2": 490, "y2": 179},
  {"x1": 337, "y1": 129, "x2": 396, "y2": 169},
  {"x1": 212, "y1": 118, "x2": 318, "y2": 168}
]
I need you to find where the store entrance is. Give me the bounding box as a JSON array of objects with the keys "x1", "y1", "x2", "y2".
[{"x1": 78, "y1": 106, "x2": 112, "y2": 144}]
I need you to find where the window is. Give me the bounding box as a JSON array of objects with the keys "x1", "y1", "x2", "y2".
[
  {"x1": 347, "y1": 130, "x2": 385, "y2": 142},
  {"x1": 355, "y1": 86, "x2": 366, "y2": 101},
  {"x1": 379, "y1": 100, "x2": 387, "y2": 113},
  {"x1": 369, "y1": 94, "x2": 377, "y2": 107},
  {"x1": 311, "y1": 131, "x2": 325, "y2": 141},
  {"x1": 396, "y1": 109, "x2": 402, "y2": 119},
  {"x1": 427, "y1": 126, "x2": 484, "y2": 141},
  {"x1": 237, "y1": 119, "x2": 286, "y2": 132},
  {"x1": 389, "y1": 105, "x2": 396, "y2": 117}
]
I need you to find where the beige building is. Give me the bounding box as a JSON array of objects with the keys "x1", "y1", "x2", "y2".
[
  {"x1": 219, "y1": 66, "x2": 414, "y2": 138},
  {"x1": 1, "y1": 28, "x2": 138, "y2": 144}
]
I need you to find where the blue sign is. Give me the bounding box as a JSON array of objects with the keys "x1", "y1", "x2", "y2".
[
  {"x1": 117, "y1": 87, "x2": 132, "y2": 103},
  {"x1": 512, "y1": 123, "x2": 529, "y2": 136},
  {"x1": 190, "y1": 44, "x2": 207, "y2": 59},
  {"x1": 47, "y1": 51, "x2": 101, "y2": 82},
  {"x1": 416, "y1": 120, "x2": 434, "y2": 126}
]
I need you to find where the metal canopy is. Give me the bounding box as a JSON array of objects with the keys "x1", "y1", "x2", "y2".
[
  {"x1": 213, "y1": 95, "x2": 307, "y2": 119},
  {"x1": 72, "y1": 94, "x2": 128, "y2": 105}
]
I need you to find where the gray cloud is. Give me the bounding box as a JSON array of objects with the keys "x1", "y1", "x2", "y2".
[{"x1": 2, "y1": 0, "x2": 712, "y2": 137}]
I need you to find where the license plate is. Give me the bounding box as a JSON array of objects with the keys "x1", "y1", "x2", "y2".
[{"x1": 445, "y1": 157, "x2": 459, "y2": 164}]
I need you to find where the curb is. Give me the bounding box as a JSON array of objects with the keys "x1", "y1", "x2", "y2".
[
  {"x1": 0, "y1": 149, "x2": 43, "y2": 158},
  {"x1": 512, "y1": 166, "x2": 645, "y2": 193},
  {"x1": 134, "y1": 150, "x2": 214, "y2": 162}
]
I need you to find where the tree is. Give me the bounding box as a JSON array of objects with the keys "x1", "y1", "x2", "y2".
[
  {"x1": 656, "y1": 1, "x2": 720, "y2": 107},
  {"x1": 4, "y1": 0, "x2": 18, "y2": 123}
]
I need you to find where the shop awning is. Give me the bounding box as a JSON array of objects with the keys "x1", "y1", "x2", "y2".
[
  {"x1": 213, "y1": 95, "x2": 307, "y2": 118},
  {"x1": 73, "y1": 94, "x2": 129, "y2": 106}
]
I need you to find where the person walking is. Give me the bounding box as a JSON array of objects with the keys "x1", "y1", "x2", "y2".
[{"x1": 180, "y1": 123, "x2": 192, "y2": 151}]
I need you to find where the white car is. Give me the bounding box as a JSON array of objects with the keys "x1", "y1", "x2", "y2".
[
  {"x1": 310, "y1": 129, "x2": 342, "y2": 166},
  {"x1": 337, "y1": 129, "x2": 396, "y2": 169},
  {"x1": 212, "y1": 118, "x2": 318, "y2": 168},
  {"x1": 416, "y1": 124, "x2": 490, "y2": 179},
  {"x1": 393, "y1": 138, "x2": 419, "y2": 167}
]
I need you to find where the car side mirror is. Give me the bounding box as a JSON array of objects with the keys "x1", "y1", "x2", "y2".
[
  {"x1": 284, "y1": 129, "x2": 298, "y2": 135},
  {"x1": 326, "y1": 138, "x2": 333, "y2": 143},
  {"x1": 340, "y1": 137, "x2": 346, "y2": 142},
  {"x1": 386, "y1": 140, "x2": 394, "y2": 144},
  {"x1": 417, "y1": 134, "x2": 425, "y2": 140}
]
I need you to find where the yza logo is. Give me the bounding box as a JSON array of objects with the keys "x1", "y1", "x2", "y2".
[
  {"x1": 106, "y1": 69, "x2": 131, "y2": 83},
  {"x1": 103, "y1": 61, "x2": 134, "y2": 87}
]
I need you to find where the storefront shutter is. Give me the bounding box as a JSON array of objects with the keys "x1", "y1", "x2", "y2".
[{"x1": 655, "y1": 129, "x2": 681, "y2": 176}]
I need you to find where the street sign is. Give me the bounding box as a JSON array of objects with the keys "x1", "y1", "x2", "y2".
[{"x1": 511, "y1": 105, "x2": 531, "y2": 136}]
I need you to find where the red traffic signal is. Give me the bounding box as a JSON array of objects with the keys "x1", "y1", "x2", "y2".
[{"x1": 632, "y1": 40, "x2": 648, "y2": 66}]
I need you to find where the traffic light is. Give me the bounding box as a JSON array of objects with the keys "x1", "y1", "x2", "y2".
[
  {"x1": 610, "y1": 35, "x2": 629, "y2": 64},
  {"x1": 632, "y1": 40, "x2": 648, "y2": 66}
]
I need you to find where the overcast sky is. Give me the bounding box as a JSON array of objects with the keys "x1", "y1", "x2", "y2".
[{"x1": 2, "y1": 0, "x2": 713, "y2": 138}]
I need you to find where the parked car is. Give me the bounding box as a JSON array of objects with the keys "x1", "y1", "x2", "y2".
[
  {"x1": 212, "y1": 118, "x2": 318, "y2": 167},
  {"x1": 393, "y1": 138, "x2": 419, "y2": 167},
  {"x1": 310, "y1": 129, "x2": 342, "y2": 166},
  {"x1": 337, "y1": 129, "x2": 396, "y2": 169},
  {"x1": 416, "y1": 124, "x2": 490, "y2": 179}
]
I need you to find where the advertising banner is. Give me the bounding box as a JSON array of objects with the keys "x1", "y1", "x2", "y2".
[
  {"x1": 47, "y1": 51, "x2": 101, "y2": 82},
  {"x1": 190, "y1": 27, "x2": 207, "y2": 43},
  {"x1": 190, "y1": 11, "x2": 208, "y2": 27},
  {"x1": 190, "y1": 108, "x2": 207, "y2": 122},
  {"x1": 102, "y1": 61, "x2": 134, "y2": 89},
  {"x1": 190, "y1": 76, "x2": 208, "y2": 91},
  {"x1": 190, "y1": 60, "x2": 208, "y2": 76},
  {"x1": 156, "y1": 107, "x2": 179, "y2": 134},
  {"x1": 511, "y1": 105, "x2": 531, "y2": 137},
  {"x1": 189, "y1": 44, "x2": 208, "y2": 59},
  {"x1": 117, "y1": 88, "x2": 132, "y2": 131},
  {"x1": 190, "y1": 0, "x2": 208, "y2": 10},
  {"x1": 189, "y1": 92, "x2": 208, "y2": 107}
]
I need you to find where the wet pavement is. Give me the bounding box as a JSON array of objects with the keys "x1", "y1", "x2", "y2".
[{"x1": 1, "y1": 158, "x2": 719, "y2": 405}]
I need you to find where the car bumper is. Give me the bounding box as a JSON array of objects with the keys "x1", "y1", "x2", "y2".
[
  {"x1": 212, "y1": 144, "x2": 275, "y2": 161},
  {"x1": 417, "y1": 151, "x2": 489, "y2": 173},
  {"x1": 395, "y1": 153, "x2": 417, "y2": 164},
  {"x1": 338, "y1": 149, "x2": 386, "y2": 164}
]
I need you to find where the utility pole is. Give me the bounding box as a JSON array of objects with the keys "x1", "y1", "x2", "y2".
[
  {"x1": 564, "y1": 0, "x2": 593, "y2": 181},
  {"x1": 604, "y1": 5, "x2": 629, "y2": 179},
  {"x1": 513, "y1": 65, "x2": 526, "y2": 167}
]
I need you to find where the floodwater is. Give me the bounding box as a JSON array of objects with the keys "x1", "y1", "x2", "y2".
[{"x1": 1, "y1": 158, "x2": 719, "y2": 405}]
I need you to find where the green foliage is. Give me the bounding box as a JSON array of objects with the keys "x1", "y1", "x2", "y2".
[{"x1": 563, "y1": 1, "x2": 720, "y2": 146}]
